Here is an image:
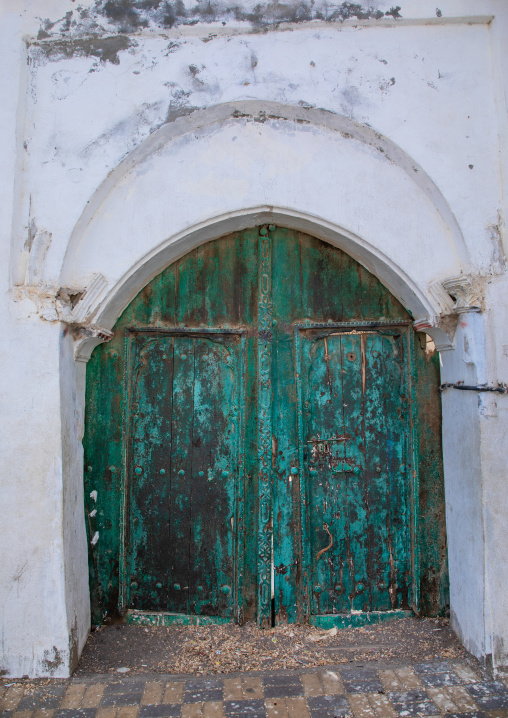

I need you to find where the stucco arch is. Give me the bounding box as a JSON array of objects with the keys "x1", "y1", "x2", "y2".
[{"x1": 60, "y1": 101, "x2": 469, "y2": 360}]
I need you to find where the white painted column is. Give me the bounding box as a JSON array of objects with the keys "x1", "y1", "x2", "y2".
[
  {"x1": 440, "y1": 312, "x2": 487, "y2": 660},
  {"x1": 0, "y1": 315, "x2": 86, "y2": 677}
]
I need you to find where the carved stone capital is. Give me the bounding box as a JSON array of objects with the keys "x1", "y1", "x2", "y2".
[
  {"x1": 74, "y1": 325, "x2": 114, "y2": 362},
  {"x1": 442, "y1": 275, "x2": 481, "y2": 314},
  {"x1": 413, "y1": 317, "x2": 454, "y2": 351}
]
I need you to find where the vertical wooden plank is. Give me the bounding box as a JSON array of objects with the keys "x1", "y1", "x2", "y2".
[
  {"x1": 382, "y1": 331, "x2": 412, "y2": 609},
  {"x1": 83, "y1": 335, "x2": 125, "y2": 622},
  {"x1": 233, "y1": 229, "x2": 259, "y2": 622},
  {"x1": 361, "y1": 332, "x2": 409, "y2": 612},
  {"x1": 188, "y1": 336, "x2": 238, "y2": 617},
  {"x1": 299, "y1": 233, "x2": 344, "y2": 323},
  {"x1": 407, "y1": 328, "x2": 420, "y2": 613},
  {"x1": 271, "y1": 228, "x2": 303, "y2": 624},
  {"x1": 339, "y1": 333, "x2": 369, "y2": 612},
  {"x1": 360, "y1": 332, "x2": 390, "y2": 612},
  {"x1": 257, "y1": 227, "x2": 273, "y2": 628},
  {"x1": 302, "y1": 333, "x2": 351, "y2": 615},
  {"x1": 127, "y1": 334, "x2": 173, "y2": 611},
  {"x1": 167, "y1": 335, "x2": 195, "y2": 614}
]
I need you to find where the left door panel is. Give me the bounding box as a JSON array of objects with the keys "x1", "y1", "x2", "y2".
[{"x1": 126, "y1": 331, "x2": 244, "y2": 621}]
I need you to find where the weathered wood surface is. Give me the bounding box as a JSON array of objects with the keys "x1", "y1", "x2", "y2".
[{"x1": 84, "y1": 227, "x2": 448, "y2": 626}]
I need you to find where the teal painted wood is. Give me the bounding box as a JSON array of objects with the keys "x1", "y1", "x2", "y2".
[
  {"x1": 125, "y1": 330, "x2": 244, "y2": 619},
  {"x1": 83, "y1": 227, "x2": 448, "y2": 626},
  {"x1": 257, "y1": 227, "x2": 274, "y2": 628},
  {"x1": 126, "y1": 611, "x2": 232, "y2": 626},
  {"x1": 295, "y1": 324, "x2": 412, "y2": 616},
  {"x1": 310, "y1": 610, "x2": 413, "y2": 629}
]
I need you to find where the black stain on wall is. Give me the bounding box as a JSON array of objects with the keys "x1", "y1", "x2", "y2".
[
  {"x1": 31, "y1": 35, "x2": 137, "y2": 64},
  {"x1": 35, "y1": 0, "x2": 404, "y2": 39}
]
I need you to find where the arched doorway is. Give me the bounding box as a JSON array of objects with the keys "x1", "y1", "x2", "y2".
[{"x1": 83, "y1": 226, "x2": 448, "y2": 628}]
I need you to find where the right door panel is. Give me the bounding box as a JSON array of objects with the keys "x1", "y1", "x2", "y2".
[{"x1": 297, "y1": 327, "x2": 412, "y2": 618}]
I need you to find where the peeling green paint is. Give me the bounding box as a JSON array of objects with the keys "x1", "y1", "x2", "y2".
[{"x1": 84, "y1": 227, "x2": 447, "y2": 627}]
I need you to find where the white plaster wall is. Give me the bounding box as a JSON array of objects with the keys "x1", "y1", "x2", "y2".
[
  {"x1": 16, "y1": 20, "x2": 502, "y2": 289},
  {"x1": 2, "y1": 0, "x2": 508, "y2": 676}
]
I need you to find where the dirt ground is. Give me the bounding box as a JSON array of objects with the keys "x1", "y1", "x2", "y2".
[{"x1": 76, "y1": 617, "x2": 467, "y2": 677}]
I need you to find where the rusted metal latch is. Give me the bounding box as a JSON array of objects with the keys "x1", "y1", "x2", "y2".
[
  {"x1": 316, "y1": 523, "x2": 333, "y2": 561},
  {"x1": 439, "y1": 382, "x2": 506, "y2": 394}
]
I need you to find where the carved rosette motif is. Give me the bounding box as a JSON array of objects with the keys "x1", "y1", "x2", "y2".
[{"x1": 257, "y1": 228, "x2": 273, "y2": 627}]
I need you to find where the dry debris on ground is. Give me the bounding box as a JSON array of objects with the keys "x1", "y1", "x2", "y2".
[{"x1": 75, "y1": 617, "x2": 466, "y2": 676}]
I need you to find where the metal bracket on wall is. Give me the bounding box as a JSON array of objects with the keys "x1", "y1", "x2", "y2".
[{"x1": 438, "y1": 382, "x2": 507, "y2": 394}]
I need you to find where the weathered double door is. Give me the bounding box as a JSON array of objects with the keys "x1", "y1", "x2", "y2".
[{"x1": 84, "y1": 227, "x2": 446, "y2": 627}]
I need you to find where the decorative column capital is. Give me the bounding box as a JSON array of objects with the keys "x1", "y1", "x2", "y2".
[
  {"x1": 442, "y1": 275, "x2": 481, "y2": 314},
  {"x1": 413, "y1": 316, "x2": 454, "y2": 352},
  {"x1": 74, "y1": 325, "x2": 114, "y2": 362}
]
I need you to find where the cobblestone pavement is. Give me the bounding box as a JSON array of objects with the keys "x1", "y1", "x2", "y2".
[{"x1": 3, "y1": 659, "x2": 508, "y2": 718}]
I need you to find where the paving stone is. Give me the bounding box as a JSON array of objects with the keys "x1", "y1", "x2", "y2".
[
  {"x1": 224, "y1": 699, "x2": 266, "y2": 717},
  {"x1": 446, "y1": 685, "x2": 479, "y2": 712},
  {"x1": 82, "y1": 685, "x2": 106, "y2": 709},
  {"x1": 452, "y1": 664, "x2": 481, "y2": 684},
  {"x1": 393, "y1": 670, "x2": 422, "y2": 691},
  {"x1": 11, "y1": 712, "x2": 32, "y2": 718},
  {"x1": 163, "y1": 684, "x2": 184, "y2": 705},
  {"x1": 141, "y1": 683, "x2": 164, "y2": 706},
  {"x1": 0, "y1": 686, "x2": 25, "y2": 711},
  {"x1": 387, "y1": 690, "x2": 438, "y2": 716},
  {"x1": 262, "y1": 678, "x2": 301, "y2": 688},
  {"x1": 117, "y1": 707, "x2": 140, "y2": 718},
  {"x1": 307, "y1": 694, "x2": 351, "y2": 717},
  {"x1": 466, "y1": 682, "x2": 508, "y2": 699},
  {"x1": 347, "y1": 693, "x2": 375, "y2": 717},
  {"x1": 367, "y1": 693, "x2": 397, "y2": 718},
  {"x1": 320, "y1": 672, "x2": 345, "y2": 695},
  {"x1": 472, "y1": 695, "x2": 508, "y2": 711},
  {"x1": 286, "y1": 696, "x2": 310, "y2": 717},
  {"x1": 181, "y1": 705, "x2": 202, "y2": 718},
  {"x1": 378, "y1": 672, "x2": 404, "y2": 693},
  {"x1": 426, "y1": 687, "x2": 459, "y2": 713},
  {"x1": 262, "y1": 686, "x2": 302, "y2": 700},
  {"x1": 185, "y1": 682, "x2": 222, "y2": 692},
  {"x1": 184, "y1": 690, "x2": 223, "y2": 705},
  {"x1": 339, "y1": 670, "x2": 383, "y2": 694},
  {"x1": 223, "y1": 681, "x2": 243, "y2": 702},
  {"x1": 55, "y1": 710, "x2": 97, "y2": 718},
  {"x1": 242, "y1": 680, "x2": 263, "y2": 701},
  {"x1": 139, "y1": 705, "x2": 182, "y2": 717},
  {"x1": 443, "y1": 714, "x2": 488, "y2": 718},
  {"x1": 202, "y1": 702, "x2": 224, "y2": 718},
  {"x1": 0, "y1": 711, "x2": 13, "y2": 718},
  {"x1": 101, "y1": 692, "x2": 143, "y2": 707},
  {"x1": 420, "y1": 673, "x2": 461, "y2": 687},
  {"x1": 301, "y1": 675, "x2": 324, "y2": 698},
  {"x1": 96, "y1": 708, "x2": 117, "y2": 718},
  {"x1": 105, "y1": 683, "x2": 147, "y2": 696},
  {"x1": 34, "y1": 712, "x2": 56, "y2": 718},
  {"x1": 59, "y1": 683, "x2": 87, "y2": 709},
  {"x1": 414, "y1": 662, "x2": 452, "y2": 675},
  {"x1": 18, "y1": 687, "x2": 67, "y2": 711},
  {"x1": 265, "y1": 697, "x2": 289, "y2": 718}
]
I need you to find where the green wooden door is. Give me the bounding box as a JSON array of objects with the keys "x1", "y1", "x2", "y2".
[
  {"x1": 127, "y1": 331, "x2": 243, "y2": 619},
  {"x1": 296, "y1": 328, "x2": 411, "y2": 622},
  {"x1": 84, "y1": 226, "x2": 448, "y2": 627}
]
